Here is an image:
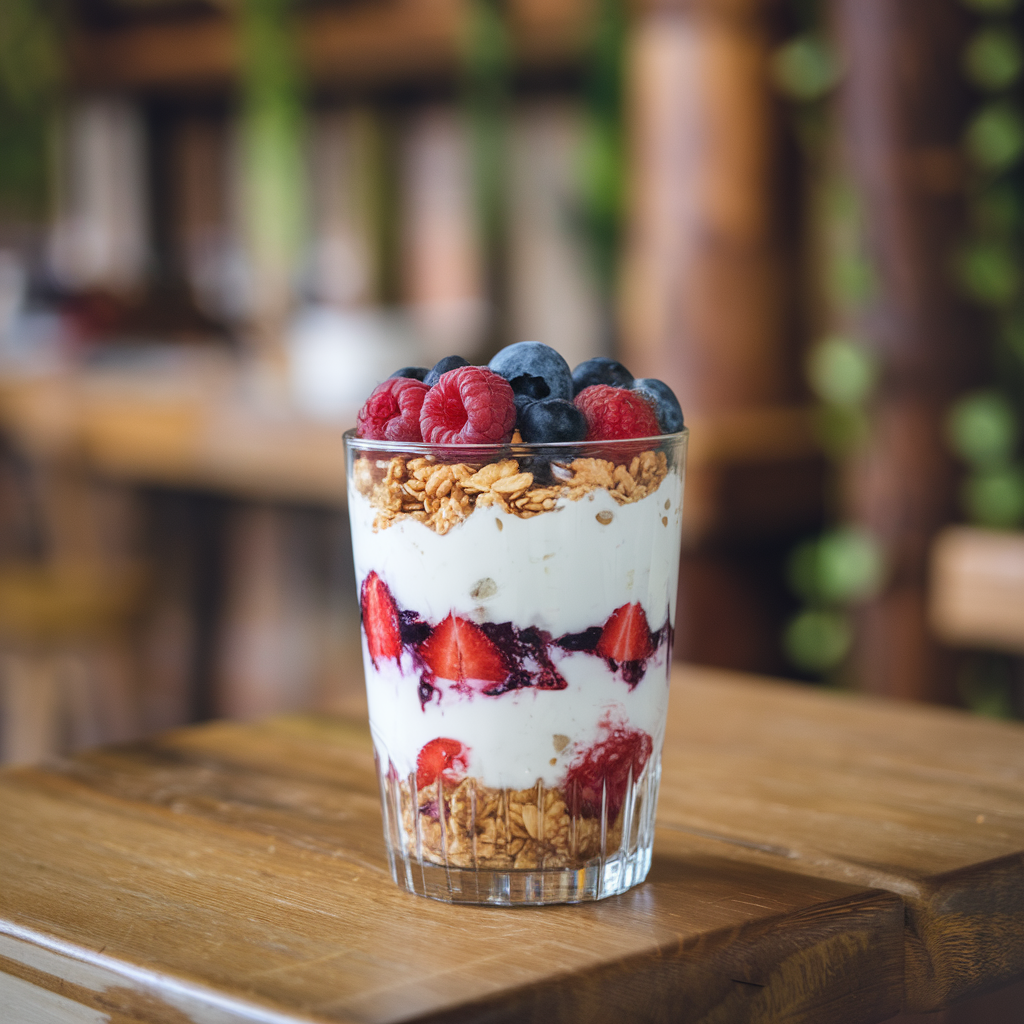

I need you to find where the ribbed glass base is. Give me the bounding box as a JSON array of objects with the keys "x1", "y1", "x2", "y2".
[{"x1": 375, "y1": 755, "x2": 662, "y2": 905}]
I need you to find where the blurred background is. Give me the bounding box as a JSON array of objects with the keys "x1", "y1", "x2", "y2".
[{"x1": 1, "y1": 0, "x2": 1023, "y2": 764}]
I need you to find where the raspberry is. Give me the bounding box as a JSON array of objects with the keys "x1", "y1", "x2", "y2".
[
  {"x1": 357, "y1": 377, "x2": 430, "y2": 441},
  {"x1": 420, "y1": 366, "x2": 516, "y2": 445},
  {"x1": 574, "y1": 385, "x2": 660, "y2": 441}
]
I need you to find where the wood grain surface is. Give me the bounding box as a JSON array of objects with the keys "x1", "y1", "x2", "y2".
[
  {"x1": 3, "y1": 667, "x2": 1022, "y2": 1021},
  {"x1": 0, "y1": 713, "x2": 904, "y2": 1024},
  {"x1": 661, "y1": 667, "x2": 1024, "y2": 1011}
]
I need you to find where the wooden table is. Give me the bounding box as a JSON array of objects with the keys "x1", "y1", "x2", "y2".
[{"x1": 2, "y1": 667, "x2": 1022, "y2": 1024}]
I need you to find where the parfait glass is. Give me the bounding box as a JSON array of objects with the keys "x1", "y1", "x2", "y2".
[{"x1": 345, "y1": 429, "x2": 687, "y2": 904}]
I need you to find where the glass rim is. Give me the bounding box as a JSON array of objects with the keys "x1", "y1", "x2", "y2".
[{"x1": 343, "y1": 426, "x2": 688, "y2": 456}]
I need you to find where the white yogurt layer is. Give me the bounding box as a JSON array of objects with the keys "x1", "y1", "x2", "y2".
[{"x1": 349, "y1": 469, "x2": 684, "y2": 788}]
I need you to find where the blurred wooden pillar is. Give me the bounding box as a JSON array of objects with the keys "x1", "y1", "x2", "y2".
[
  {"x1": 833, "y1": 0, "x2": 979, "y2": 701},
  {"x1": 620, "y1": 0, "x2": 811, "y2": 674},
  {"x1": 620, "y1": 0, "x2": 797, "y2": 417}
]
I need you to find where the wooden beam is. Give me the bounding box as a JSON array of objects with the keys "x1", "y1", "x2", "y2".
[{"x1": 68, "y1": 0, "x2": 594, "y2": 93}]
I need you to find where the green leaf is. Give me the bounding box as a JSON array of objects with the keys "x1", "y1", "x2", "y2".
[
  {"x1": 771, "y1": 35, "x2": 842, "y2": 102},
  {"x1": 957, "y1": 242, "x2": 1020, "y2": 305},
  {"x1": 1002, "y1": 317, "x2": 1024, "y2": 361},
  {"x1": 974, "y1": 183, "x2": 1023, "y2": 235},
  {"x1": 784, "y1": 610, "x2": 852, "y2": 674},
  {"x1": 964, "y1": 28, "x2": 1023, "y2": 91},
  {"x1": 787, "y1": 529, "x2": 884, "y2": 604},
  {"x1": 958, "y1": 655, "x2": 1017, "y2": 719},
  {"x1": 830, "y1": 253, "x2": 876, "y2": 304},
  {"x1": 966, "y1": 103, "x2": 1024, "y2": 172},
  {"x1": 947, "y1": 391, "x2": 1019, "y2": 467},
  {"x1": 963, "y1": 467, "x2": 1024, "y2": 526},
  {"x1": 814, "y1": 405, "x2": 871, "y2": 458},
  {"x1": 806, "y1": 336, "x2": 877, "y2": 406},
  {"x1": 961, "y1": 0, "x2": 1019, "y2": 13}
]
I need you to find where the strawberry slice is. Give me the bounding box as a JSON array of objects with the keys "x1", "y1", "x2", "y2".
[
  {"x1": 360, "y1": 571, "x2": 403, "y2": 668},
  {"x1": 418, "y1": 613, "x2": 509, "y2": 686},
  {"x1": 596, "y1": 602, "x2": 654, "y2": 663},
  {"x1": 416, "y1": 737, "x2": 469, "y2": 788}
]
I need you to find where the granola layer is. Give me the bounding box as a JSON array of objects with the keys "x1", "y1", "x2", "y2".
[
  {"x1": 397, "y1": 776, "x2": 646, "y2": 871},
  {"x1": 352, "y1": 449, "x2": 670, "y2": 535}
]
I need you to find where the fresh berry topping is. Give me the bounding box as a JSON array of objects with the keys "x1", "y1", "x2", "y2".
[
  {"x1": 571, "y1": 357, "x2": 634, "y2": 395},
  {"x1": 416, "y1": 737, "x2": 469, "y2": 788},
  {"x1": 631, "y1": 378, "x2": 684, "y2": 433},
  {"x1": 360, "y1": 571, "x2": 403, "y2": 667},
  {"x1": 420, "y1": 366, "x2": 516, "y2": 445},
  {"x1": 357, "y1": 377, "x2": 430, "y2": 441},
  {"x1": 596, "y1": 602, "x2": 655, "y2": 663},
  {"x1": 389, "y1": 366, "x2": 429, "y2": 381},
  {"x1": 418, "y1": 613, "x2": 510, "y2": 687},
  {"x1": 424, "y1": 354, "x2": 470, "y2": 387},
  {"x1": 489, "y1": 341, "x2": 574, "y2": 406},
  {"x1": 516, "y1": 397, "x2": 588, "y2": 444},
  {"x1": 564, "y1": 725, "x2": 653, "y2": 819},
  {"x1": 574, "y1": 385, "x2": 660, "y2": 441}
]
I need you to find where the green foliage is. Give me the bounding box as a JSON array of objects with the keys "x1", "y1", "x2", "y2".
[
  {"x1": 948, "y1": 390, "x2": 1019, "y2": 466},
  {"x1": 783, "y1": 609, "x2": 852, "y2": 673},
  {"x1": 238, "y1": 0, "x2": 305, "y2": 273},
  {"x1": 1002, "y1": 317, "x2": 1024, "y2": 361},
  {"x1": 965, "y1": 28, "x2": 1023, "y2": 91},
  {"x1": 771, "y1": 34, "x2": 841, "y2": 102},
  {"x1": 961, "y1": 0, "x2": 1020, "y2": 13},
  {"x1": 806, "y1": 335, "x2": 877, "y2": 406},
  {"x1": 464, "y1": 0, "x2": 513, "y2": 254},
  {"x1": 973, "y1": 182, "x2": 1023, "y2": 235},
  {"x1": 814, "y1": 405, "x2": 870, "y2": 458},
  {"x1": 958, "y1": 654, "x2": 1018, "y2": 718},
  {"x1": 958, "y1": 241, "x2": 1021, "y2": 304},
  {"x1": 578, "y1": 0, "x2": 628, "y2": 292},
  {"x1": 788, "y1": 528, "x2": 884, "y2": 605},
  {"x1": 966, "y1": 102, "x2": 1024, "y2": 171},
  {"x1": 0, "y1": 0, "x2": 61, "y2": 217},
  {"x1": 963, "y1": 466, "x2": 1024, "y2": 525},
  {"x1": 830, "y1": 252, "x2": 876, "y2": 303}
]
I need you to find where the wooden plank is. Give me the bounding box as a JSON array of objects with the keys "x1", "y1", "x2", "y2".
[
  {"x1": 68, "y1": 0, "x2": 593, "y2": 93},
  {"x1": 930, "y1": 526, "x2": 1024, "y2": 654},
  {"x1": 0, "y1": 713, "x2": 903, "y2": 1024},
  {"x1": 661, "y1": 666, "x2": 1024, "y2": 1011}
]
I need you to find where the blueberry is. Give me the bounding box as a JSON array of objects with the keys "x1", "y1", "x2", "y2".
[
  {"x1": 518, "y1": 398, "x2": 588, "y2": 444},
  {"x1": 388, "y1": 366, "x2": 429, "y2": 381},
  {"x1": 631, "y1": 378, "x2": 684, "y2": 433},
  {"x1": 571, "y1": 356, "x2": 634, "y2": 395},
  {"x1": 513, "y1": 392, "x2": 536, "y2": 420},
  {"x1": 489, "y1": 342, "x2": 573, "y2": 404},
  {"x1": 424, "y1": 355, "x2": 469, "y2": 386}
]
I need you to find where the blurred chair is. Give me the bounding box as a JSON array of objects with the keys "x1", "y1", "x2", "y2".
[{"x1": 0, "y1": 376, "x2": 149, "y2": 763}]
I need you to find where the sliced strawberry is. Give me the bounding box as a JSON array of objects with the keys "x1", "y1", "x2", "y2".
[
  {"x1": 416, "y1": 737, "x2": 469, "y2": 788},
  {"x1": 595, "y1": 602, "x2": 654, "y2": 663},
  {"x1": 418, "y1": 613, "x2": 509, "y2": 686},
  {"x1": 360, "y1": 571, "x2": 403, "y2": 668}
]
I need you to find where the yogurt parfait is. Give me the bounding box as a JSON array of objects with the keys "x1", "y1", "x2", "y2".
[{"x1": 346, "y1": 343, "x2": 687, "y2": 903}]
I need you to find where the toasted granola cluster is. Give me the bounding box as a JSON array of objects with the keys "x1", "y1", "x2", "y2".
[
  {"x1": 400, "y1": 777, "x2": 629, "y2": 870},
  {"x1": 352, "y1": 450, "x2": 669, "y2": 535}
]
